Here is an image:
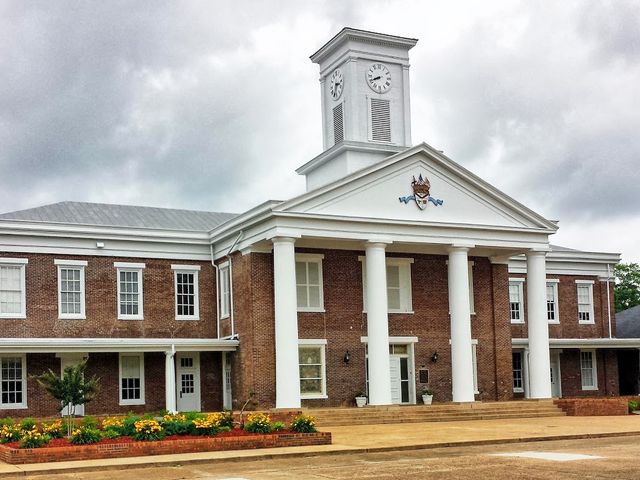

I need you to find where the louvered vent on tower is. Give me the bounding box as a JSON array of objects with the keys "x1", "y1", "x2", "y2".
[
  {"x1": 333, "y1": 103, "x2": 344, "y2": 145},
  {"x1": 370, "y1": 98, "x2": 391, "y2": 142}
]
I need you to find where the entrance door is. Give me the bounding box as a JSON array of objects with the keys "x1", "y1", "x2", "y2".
[
  {"x1": 176, "y1": 352, "x2": 201, "y2": 412},
  {"x1": 60, "y1": 354, "x2": 86, "y2": 416},
  {"x1": 389, "y1": 346, "x2": 412, "y2": 404},
  {"x1": 550, "y1": 352, "x2": 562, "y2": 397}
]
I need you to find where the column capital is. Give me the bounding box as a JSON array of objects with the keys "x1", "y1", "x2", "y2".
[
  {"x1": 164, "y1": 351, "x2": 175, "y2": 358},
  {"x1": 526, "y1": 249, "x2": 549, "y2": 257},
  {"x1": 448, "y1": 244, "x2": 473, "y2": 254},
  {"x1": 271, "y1": 236, "x2": 298, "y2": 245},
  {"x1": 364, "y1": 241, "x2": 390, "y2": 249}
]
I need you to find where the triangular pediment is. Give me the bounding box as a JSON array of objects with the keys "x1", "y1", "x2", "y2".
[{"x1": 278, "y1": 144, "x2": 557, "y2": 231}]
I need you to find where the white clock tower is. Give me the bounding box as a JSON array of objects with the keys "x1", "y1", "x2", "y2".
[{"x1": 297, "y1": 28, "x2": 418, "y2": 191}]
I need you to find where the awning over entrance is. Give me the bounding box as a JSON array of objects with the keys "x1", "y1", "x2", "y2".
[
  {"x1": 513, "y1": 338, "x2": 640, "y2": 350},
  {"x1": 0, "y1": 337, "x2": 239, "y2": 353}
]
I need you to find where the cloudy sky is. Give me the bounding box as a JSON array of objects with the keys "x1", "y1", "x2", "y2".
[{"x1": 1, "y1": 1, "x2": 639, "y2": 261}]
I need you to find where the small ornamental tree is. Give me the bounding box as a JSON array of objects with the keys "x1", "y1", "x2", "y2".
[{"x1": 32, "y1": 361, "x2": 100, "y2": 437}]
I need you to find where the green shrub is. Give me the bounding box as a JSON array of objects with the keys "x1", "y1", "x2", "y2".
[
  {"x1": 628, "y1": 400, "x2": 640, "y2": 413},
  {"x1": 120, "y1": 414, "x2": 141, "y2": 436},
  {"x1": 244, "y1": 413, "x2": 272, "y2": 434},
  {"x1": 290, "y1": 414, "x2": 317, "y2": 433},
  {"x1": 70, "y1": 426, "x2": 103, "y2": 445},
  {"x1": 19, "y1": 428, "x2": 50, "y2": 449},
  {"x1": 0, "y1": 421, "x2": 21, "y2": 444},
  {"x1": 102, "y1": 429, "x2": 120, "y2": 440},
  {"x1": 81, "y1": 416, "x2": 98, "y2": 429},
  {"x1": 19, "y1": 418, "x2": 37, "y2": 431},
  {"x1": 41, "y1": 420, "x2": 64, "y2": 439},
  {"x1": 132, "y1": 419, "x2": 165, "y2": 441},
  {"x1": 218, "y1": 411, "x2": 235, "y2": 429},
  {"x1": 191, "y1": 415, "x2": 222, "y2": 436},
  {"x1": 0, "y1": 418, "x2": 14, "y2": 428},
  {"x1": 271, "y1": 421, "x2": 286, "y2": 432}
]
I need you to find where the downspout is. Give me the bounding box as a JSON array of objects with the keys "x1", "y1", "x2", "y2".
[
  {"x1": 210, "y1": 243, "x2": 220, "y2": 338},
  {"x1": 226, "y1": 232, "x2": 244, "y2": 337},
  {"x1": 607, "y1": 264, "x2": 613, "y2": 339}
]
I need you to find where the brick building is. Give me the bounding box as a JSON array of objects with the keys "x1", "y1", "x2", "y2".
[{"x1": 0, "y1": 28, "x2": 632, "y2": 417}]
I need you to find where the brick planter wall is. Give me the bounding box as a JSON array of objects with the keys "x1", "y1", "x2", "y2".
[
  {"x1": 0, "y1": 431, "x2": 331, "y2": 464},
  {"x1": 554, "y1": 398, "x2": 628, "y2": 416}
]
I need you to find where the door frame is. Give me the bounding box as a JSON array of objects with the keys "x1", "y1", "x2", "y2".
[
  {"x1": 222, "y1": 352, "x2": 232, "y2": 410},
  {"x1": 550, "y1": 349, "x2": 562, "y2": 398},
  {"x1": 175, "y1": 352, "x2": 201, "y2": 412}
]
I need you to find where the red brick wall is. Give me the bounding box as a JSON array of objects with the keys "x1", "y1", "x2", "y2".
[
  {"x1": 0, "y1": 252, "x2": 218, "y2": 338},
  {"x1": 0, "y1": 352, "x2": 223, "y2": 418},
  {"x1": 510, "y1": 275, "x2": 614, "y2": 340},
  {"x1": 232, "y1": 250, "x2": 515, "y2": 408},
  {"x1": 554, "y1": 398, "x2": 628, "y2": 416}
]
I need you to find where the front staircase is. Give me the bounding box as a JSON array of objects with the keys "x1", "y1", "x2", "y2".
[{"x1": 305, "y1": 399, "x2": 565, "y2": 427}]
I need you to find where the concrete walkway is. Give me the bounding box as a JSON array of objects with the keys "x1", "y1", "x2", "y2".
[{"x1": 2, "y1": 416, "x2": 640, "y2": 477}]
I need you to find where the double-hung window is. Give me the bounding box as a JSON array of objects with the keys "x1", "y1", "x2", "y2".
[
  {"x1": 509, "y1": 279, "x2": 525, "y2": 324},
  {"x1": 576, "y1": 281, "x2": 595, "y2": 324},
  {"x1": 295, "y1": 254, "x2": 324, "y2": 312},
  {"x1": 115, "y1": 263, "x2": 144, "y2": 320},
  {"x1": 55, "y1": 260, "x2": 87, "y2": 319},
  {"x1": 547, "y1": 280, "x2": 560, "y2": 324},
  {"x1": 0, "y1": 258, "x2": 27, "y2": 319},
  {"x1": 298, "y1": 340, "x2": 327, "y2": 399},
  {"x1": 218, "y1": 262, "x2": 230, "y2": 319},
  {"x1": 1, "y1": 354, "x2": 26, "y2": 409},
  {"x1": 119, "y1": 353, "x2": 145, "y2": 405},
  {"x1": 580, "y1": 350, "x2": 597, "y2": 390},
  {"x1": 172, "y1": 265, "x2": 200, "y2": 320},
  {"x1": 361, "y1": 257, "x2": 413, "y2": 313}
]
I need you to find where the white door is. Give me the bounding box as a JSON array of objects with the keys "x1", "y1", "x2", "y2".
[
  {"x1": 389, "y1": 356, "x2": 402, "y2": 404},
  {"x1": 223, "y1": 353, "x2": 232, "y2": 410},
  {"x1": 550, "y1": 352, "x2": 562, "y2": 397},
  {"x1": 60, "y1": 354, "x2": 85, "y2": 416},
  {"x1": 176, "y1": 352, "x2": 201, "y2": 412}
]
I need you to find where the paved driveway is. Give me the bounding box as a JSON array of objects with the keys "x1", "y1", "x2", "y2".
[{"x1": 14, "y1": 435, "x2": 640, "y2": 480}]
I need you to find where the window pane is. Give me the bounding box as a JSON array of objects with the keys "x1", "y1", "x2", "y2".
[
  {"x1": 296, "y1": 285, "x2": 308, "y2": 308},
  {"x1": 299, "y1": 347, "x2": 321, "y2": 364},
  {"x1": 386, "y1": 265, "x2": 400, "y2": 288},
  {"x1": 307, "y1": 262, "x2": 319, "y2": 285},
  {"x1": 308, "y1": 286, "x2": 320, "y2": 308},
  {"x1": 300, "y1": 379, "x2": 322, "y2": 394},
  {"x1": 388, "y1": 287, "x2": 401, "y2": 310},
  {"x1": 295, "y1": 262, "x2": 307, "y2": 285}
]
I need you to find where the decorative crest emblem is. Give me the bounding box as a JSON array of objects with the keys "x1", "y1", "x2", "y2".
[{"x1": 399, "y1": 174, "x2": 444, "y2": 210}]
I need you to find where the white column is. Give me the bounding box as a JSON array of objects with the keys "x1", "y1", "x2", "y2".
[
  {"x1": 165, "y1": 350, "x2": 176, "y2": 413},
  {"x1": 448, "y1": 246, "x2": 475, "y2": 402},
  {"x1": 365, "y1": 242, "x2": 392, "y2": 405},
  {"x1": 527, "y1": 251, "x2": 552, "y2": 398},
  {"x1": 273, "y1": 236, "x2": 301, "y2": 409}
]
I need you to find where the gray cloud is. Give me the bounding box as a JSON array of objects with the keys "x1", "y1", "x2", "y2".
[{"x1": 0, "y1": 1, "x2": 638, "y2": 260}]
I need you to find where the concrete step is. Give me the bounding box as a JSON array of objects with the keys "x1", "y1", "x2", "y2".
[{"x1": 317, "y1": 412, "x2": 566, "y2": 427}]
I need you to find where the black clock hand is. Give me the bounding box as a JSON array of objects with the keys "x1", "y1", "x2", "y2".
[{"x1": 372, "y1": 75, "x2": 381, "y2": 81}]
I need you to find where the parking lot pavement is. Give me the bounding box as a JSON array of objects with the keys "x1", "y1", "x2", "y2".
[{"x1": 14, "y1": 435, "x2": 640, "y2": 480}]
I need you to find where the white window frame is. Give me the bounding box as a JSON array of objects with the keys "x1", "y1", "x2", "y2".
[
  {"x1": 546, "y1": 279, "x2": 560, "y2": 324},
  {"x1": 115, "y1": 262, "x2": 145, "y2": 321},
  {"x1": 298, "y1": 339, "x2": 327, "y2": 399},
  {"x1": 118, "y1": 353, "x2": 145, "y2": 405},
  {"x1": 218, "y1": 262, "x2": 231, "y2": 319},
  {"x1": 580, "y1": 349, "x2": 598, "y2": 391},
  {"x1": 360, "y1": 257, "x2": 413, "y2": 314},
  {"x1": 0, "y1": 258, "x2": 28, "y2": 319},
  {"x1": 55, "y1": 259, "x2": 87, "y2": 320},
  {"x1": 0, "y1": 353, "x2": 27, "y2": 409},
  {"x1": 295, "y1": 254, "x2": 325, "y2": 312},
  {"x1": 576, "y1": 280, "x2": 595, "y2": 325},
  {"x1": 509, "y1": 278, "x2": 525, "y2": 324},
  {"x1": 171, "y1": 265, "x2": 200, "y2": 320},
  {"x1": 512, "y1": 350, "x2": 524, "y2": 393}
]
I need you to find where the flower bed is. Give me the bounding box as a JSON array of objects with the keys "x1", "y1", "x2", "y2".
[
  {"x1": 0, "y1": 412, "x2": 330, "y2": 464},
  {"x1": 0, "y1": 429, "x2": 331, "y2": 464}
]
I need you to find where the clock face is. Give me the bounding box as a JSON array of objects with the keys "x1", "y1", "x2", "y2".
[
  {"x1": 366, "y1": 63, "x2": 392, "y2": 93},
  {"x1": 329, "y1": 68, "x2": 344, "y2": 100}
]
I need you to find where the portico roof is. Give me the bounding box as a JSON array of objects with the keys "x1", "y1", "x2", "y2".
[
  {"x1": 0, "y1": 338, "x2": 239, "y2": 353},
  {"x1": 513, "y1": 338, "x2": 640, "y2": 349}
]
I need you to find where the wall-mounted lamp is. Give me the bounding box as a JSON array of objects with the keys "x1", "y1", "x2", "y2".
[
  {"x1": 431, "y1": 352, "x2": 439, "y2": 363},
  {"x1": 343, "y1": 350, "x2": 351, "y2": 364}
]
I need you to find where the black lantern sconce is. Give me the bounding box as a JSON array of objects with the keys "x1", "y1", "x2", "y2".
[
  {"x1": 431, "y1": 351, "x2": 439, "y2": 363},
  {"x1": 343, "y1": 350, "x2": 351, "y2": 364}
]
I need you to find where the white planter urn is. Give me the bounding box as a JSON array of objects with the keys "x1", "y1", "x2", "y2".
[
  {"x1": 422, "y1": 394, "x2": 433, "y2": 405},
  {"x1": 355, "y1": 396, "x2": 367, "y2": 408}
]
